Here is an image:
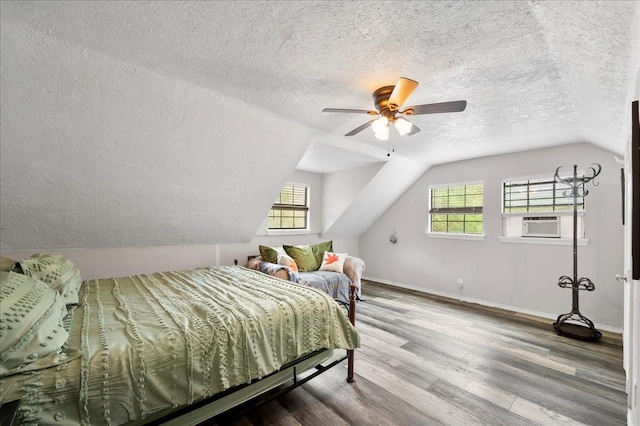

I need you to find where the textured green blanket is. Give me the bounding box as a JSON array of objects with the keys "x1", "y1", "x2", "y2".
[{"x1": 2, "y1": 266, "x2": 359, "y2": 425}]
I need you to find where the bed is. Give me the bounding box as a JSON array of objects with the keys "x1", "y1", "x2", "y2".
[{"x1": 0, "y1": 257, "x2": 360, "y2": 425}]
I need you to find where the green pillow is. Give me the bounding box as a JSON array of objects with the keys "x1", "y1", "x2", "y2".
[
  {"x1": 0, "y1": 271, "x2": 70, "y2": 376},
  {"x1": 258, "y1": 245, "x2": 285, "y2": 264},
  {"x1": 283, "y1": 245, "x2": 318, "y2": 272},
  {"x1": 18, "y1": 253, "x2": 83, "y2": 305},
  {"x1": 311, "y1": 240, "x2": 333, "y2": 268}
]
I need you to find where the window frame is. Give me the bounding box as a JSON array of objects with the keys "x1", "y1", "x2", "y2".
[
  {"x1": 267, "y1": 183, "x2": 310, "y2": 233},
  {"x1": 427, "y1": 181, "x2": 485, "y2": 240}
]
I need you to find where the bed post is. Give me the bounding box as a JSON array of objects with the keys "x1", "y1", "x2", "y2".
[{"x1": 347, "y1": 283, "x2": 356, "y2": 383}]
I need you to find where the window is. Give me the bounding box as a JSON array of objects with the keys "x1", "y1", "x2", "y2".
[
  {"x1": 268, "y1": 184, "x2": 309, "y2": 230},
  {"x1": 429, "y1": 183, "x2": 483, "y2": 235},
  {"x1": 503, "y1": 177, "x2": 584, "y2": 213},
  {"x1": 500, "y1": 175, "x2": 588, "y2": 242}
]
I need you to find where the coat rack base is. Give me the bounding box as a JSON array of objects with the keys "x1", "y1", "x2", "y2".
[{"x1": 553, "y1": 320, "x2": 602, "y2": 342}]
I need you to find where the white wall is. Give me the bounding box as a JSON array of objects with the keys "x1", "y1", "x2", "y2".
[
  {"x1": 359, "y1": 142, "x2": 625, "y2": 330},
  {"x1": 1, "y1": 169, "x2": 359, "y2": 279},
  {"x1": 322, "y1": 164, "x2": 383, "y2": 232},
  {"x1": 0, "y1": 18, "x2": 314, "y2": 251}
]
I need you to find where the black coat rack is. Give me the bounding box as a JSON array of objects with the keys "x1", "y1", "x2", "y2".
[{"x1": 552, "y1": 163, "x2": 602, "y2": 341}]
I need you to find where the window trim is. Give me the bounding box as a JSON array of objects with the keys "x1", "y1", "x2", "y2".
[
  {"x1": 427, "y1": 180, "x2": 485, "y2": 237},
  {"x1": 427, "y1": 231, "x2": 486, "y2": 241},
  {"x1": 267, "y1": 183, "x2": 310, "y2": 232},
  {"x1": 498, "y1": 236, "x2": 589, "y2": 246}
]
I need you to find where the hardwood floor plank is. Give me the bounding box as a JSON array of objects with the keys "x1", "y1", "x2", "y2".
[
  {"x1": 355, "y1": 320, "x2": 410, "y2": 347},
  {"x1": 359, "y1": 313, "x2": 473, "y2": 361},
  {"x1": 356, "y1": 358, "x2": 487, "y2": 425},
  {"x1": 426, "y1": 379, "x2": 536, "y2": 426},
  {"x1": 408, "y1": 317, "x2": 577, "y2": 375},
  {"x1": 357, "y1": 339, "x2": 439, "y2": 388},
  {"x1": 461, "y1": 351, "x2": 627, "y2": 425},
  {"x1": 273, "y1": 386, "x2": 349, "y2": 426},
  {"x1": 368, "y1": 297, "x2": 476, "y2": 327},
  {"x1": 509, "y1": 396, "x2": 595, "y2": 426},
  {"x1": 242, "y1": 400, "x2": 303, "y2": 426},
  {"x1": 361, "y1": 334, "x2": 517, "y2": 410},
  {"x1": 542, "y1": 365, "x2": 628, "y2": 406},
  {"x1": 302, "y1": 363, "x2": 436, "y2": 426}
]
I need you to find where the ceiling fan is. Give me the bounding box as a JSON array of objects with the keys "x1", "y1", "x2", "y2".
[{"x1": 322, "y1": 77, "x2": 467, "y2": 141}]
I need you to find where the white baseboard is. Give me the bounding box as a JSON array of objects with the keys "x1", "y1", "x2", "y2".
[{"x1": 362, "y1": 275, "x2": 623, "y2": 335}]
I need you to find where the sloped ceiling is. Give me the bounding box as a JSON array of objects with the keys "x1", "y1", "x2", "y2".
[{"x1": 0, "y1": 1, "x2": 638, "y2": 251}]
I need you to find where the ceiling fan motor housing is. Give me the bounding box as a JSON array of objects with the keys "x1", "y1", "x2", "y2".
[
  {"x1": 373, "y1": 86, "x2": 400, "y2": 121},
  {"x1": 373, "y1": 86, "x2": 395, "y2": 112}
]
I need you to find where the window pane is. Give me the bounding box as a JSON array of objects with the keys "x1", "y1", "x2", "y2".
[
  {"x1": 429, "y1": 184, "x2": 484, "y2": 235},
  {"x1": 431, "y1": 222, "x2": 447, "y2": 232},
  {"x1": 447, "y1": 221, "x2": 464, "y2": 233},
  {"x1": 504, "y1": 178, "x2": 584, "y2": 213},
  {"x1": 269, "y1": 184, "x2": 309, "y2": 229},
  {"x1": 465, "y1": 222, "x2": 483, "y2": 234}
]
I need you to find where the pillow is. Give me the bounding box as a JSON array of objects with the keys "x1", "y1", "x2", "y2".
[
  {"x1": 277, "y1": 253, "x2": 299, "y2": 273},
  {"x1": 311, "y1": 240, "x2": 333, "y2": 269},
  {"x1": 17, "y1": 253, "x2": 83, "y2": 305},
  {"x1": 0, "y1": 271, "x2": 70, "y2": 376},
  {"x1": 283, "y1": 244, "x2": 318, "y2": 272},
  {"x1": 344, "y1": 256, "x2": 366, "y2": 297},
  {"x1": 0, "y1": 257, "x2": 16, "y2": 272},
  {"x1": 319, "y1": 252, "x2": 348, "y2": 273},
  {"x1": 258, "y1": 245, "x2": 286, "y2": 264},
  {"x1": 245, "y1": 256, "x2": 263, "y2": 270}
]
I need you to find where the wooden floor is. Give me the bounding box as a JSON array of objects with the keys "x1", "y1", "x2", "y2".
[{"x1": 225, "y1": 280, "x2": 627, "y2": 426}]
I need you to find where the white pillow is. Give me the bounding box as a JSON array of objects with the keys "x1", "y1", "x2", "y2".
[
  {"x1": 319, "y1": 251, "x2": 348, "y2": 273},
  {"x1": 277, "y1": 253, "x2": 299, "y2": 273}
]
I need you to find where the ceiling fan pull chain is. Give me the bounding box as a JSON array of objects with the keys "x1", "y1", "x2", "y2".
[{"x1": 386, "y1": 139, "x2": 396, "y2": 157}]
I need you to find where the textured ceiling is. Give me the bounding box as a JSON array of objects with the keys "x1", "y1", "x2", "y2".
[
  {"x1": 4, "y1": 1, "x2": 638, "y2": 167},
  {"x1": 0, "y1": 1, "x2": 638, "y2": 250}
]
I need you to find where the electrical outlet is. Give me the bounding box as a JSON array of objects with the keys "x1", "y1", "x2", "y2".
[{"x1": 457, "y1": 278, "x2": 464, "y2": 288}]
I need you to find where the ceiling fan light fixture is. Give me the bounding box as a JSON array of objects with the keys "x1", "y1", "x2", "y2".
[
  {"x1": 374, "y1": 126, "x2": 389, "y2": 141},
  {"x1": 394, "y1": 117, "x2": 413, "y2": 136},
  {"x1": 371, "y1": 116, "x2": 389, "y2": 133}
]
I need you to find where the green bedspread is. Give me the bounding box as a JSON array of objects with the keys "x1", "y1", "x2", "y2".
[{"x1": 2, "y1": 266, "x2": 360, "y2": 425}]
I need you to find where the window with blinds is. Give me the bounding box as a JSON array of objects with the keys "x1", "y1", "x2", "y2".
[
  {"x1": 268, "y1": 184, "x2": 309, "y2": 230},
  {"x1": 429, "y1": 183, "x2": 483, "y2": 234},
  {"x1": 503, "y1": 177, "x2": 583, "y2": 213}
]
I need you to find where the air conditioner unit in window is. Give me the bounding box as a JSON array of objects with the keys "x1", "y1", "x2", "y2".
[{"x1": 522, "y1": 216, "x2": 560, "y2": 238}]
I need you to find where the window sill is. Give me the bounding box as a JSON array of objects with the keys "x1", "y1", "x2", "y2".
[
  {"x1": 426, "y1": 232, "x2": 486, "y2": 241},
  {"x1": 498, "y1": 236, "x2": 589, "y2": 246},
  {"x1": 266, "y1": 229, "x2": 311, "y2": 236}
]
